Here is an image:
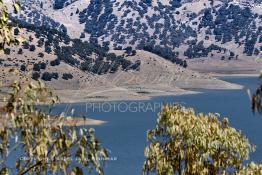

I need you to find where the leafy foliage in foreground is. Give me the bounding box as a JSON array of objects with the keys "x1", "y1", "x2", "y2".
[
  {"x1": 252, "y1": 73, "x2": 262, "y2": 114},
  {"x1": 237, "y1": 162, "x2": 262, "y2": 175},
  {"x1": 0, "y1": 77, "x2": 107, "y2": 175},
  {"x1": 252, "y1": 52, "x2": 262, "y2": 114},
  {"x1": 143, "y1": 105, "x2": 257, "y2": 175},
  {"x1": 0, "y1": 0, "x2": 20, "y2": 49}
]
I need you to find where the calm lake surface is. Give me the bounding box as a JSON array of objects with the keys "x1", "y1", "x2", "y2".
[{"x1": 53, "y1": 76, "x2": 262, "y2": 175}]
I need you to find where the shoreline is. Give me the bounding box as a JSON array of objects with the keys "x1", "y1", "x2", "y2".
[
  {"x1": 55, "y1": 75, "x2": 246, "y2": 104},
  {"x1": 0, "y1": 72, "x2": 259, "y2": 138},
  {"x1": 51, "y1": 73, "x2": 257, "y2": 126},
  {"x1": 0, "y1": 116, "x2": 106, "y2": 130},
  {"x1": 55, "y1": 87, "x2": 200, "y2": 104},
  {"x1": 212, "y1": 73, "x2": 260, "y2": 78}
]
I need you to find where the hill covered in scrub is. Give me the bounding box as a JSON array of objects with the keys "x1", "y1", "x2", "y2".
[
  {"x1": 0, "y1": 0, "x2": 261, "y2": 102},
  {"x1": 18, "y1": 0, "x2": 262, "y2": 61},
  {"x1": 0, "y1": 25, "x2": 243, "y2": 103},
  {"x1": 2, "y1": 18, "x2": 142, "y2": 80}
]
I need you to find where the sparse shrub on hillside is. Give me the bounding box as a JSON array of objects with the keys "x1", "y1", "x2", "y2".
[
  {"x1": 114, "y1": 46, "x2": 123, "y2": 50},
  {"x1": 53, "y1": 0, "x2": 67, "y2": 9},
  {"x1": 57, "y1": 47, "x2": 79, "y2": 66},
  {"x1": 45, "y1": 45, "x2": 52, "y2": 54},
  {"x1": 22, "y1": 41, "x2": 30, "y2": 49},
  {"x1": 33, "y1": 63, "x2": 41, "y2": 71},
  {"x1": 18, "y1": 48, "x2": 23, "y2": 54},
  {"x1": 110, "y1": 63, "x2": 119, "y2": 73},
  {"x1": 53, "y1": 72, "x2": 59, "y2": 79},
  {"x1": 124, "y1": 46, "x2": 132, "y2": 53},
  {"x1": 62, "y1": 73, "x2": 73, "y2": 80},
  {"x1": 143, "y1": 44, "x2": 185, "y2": 66},
  {"x1": 230, "y1": 51, "x2": 235, "y2": 57},
  {"x1": 96, "y1": 61, "x2": 112, "y2": 74},
  {"x1": 50, "y1": 58, "x2": 60, "y2": 66},
  {"x1": 14, "y1": 28, "x2": 20, "y2": 35},
  {"x1": 80, "y1": 32, "x2": 85, "y2": 38},
  {"x1": 131, "y1": 50, "x2": 137, "y2": 56},
  {"x1": 254, "y1": 48, "x2": 260, "y2": 56},
  {"x1": 29, "y1": 44, "x2": 36, "y2": 51},
  {"x1": 37, "y1": 38, "x2": 45, "y2": 47},
  {"x1": 41, "y1": 72, "x2": 59, "y2": 81},
  {"x1": 40, "y1": 62, "x2": 46, "y2": 69},
  {"x1": 4, "y1": 48, "x2": 11, "y2": 55},
  {"x1": 169, "y1": 0, "x2": 182, "y2": 9},
  {"x1": 199, "y1": 9, "x2": 214, "y2": 29},
  {"x1": 20, "y1": 64, "x2": 27, "y2": 71},
  {"x1": 244, "y1": 33, "x2": 257, "y2": 56},
  {"x1": 128, "y1": 60, "x2": 141, "y2": 71},
  {"x1": 81, "y1": 61, "x2": 92, "y2": 71},
  {"x1": 102, "y1": 41, "x2": 110, "y2": 51},
  {"x1": 14, "y1": 14, "x2": 140, "y2": 75},
  {"x1": 120, "y1": 59, "x2": 133, "y2": 71},
  {"x1": 38, "y1": 52, "x2": 44, "y2": 58},
  {"x1": 29, "y1": 35, "x2": 34, "y2": 42},
  {"x1": 181, "y1": 60, "x2": 187, "y2": 68},
  {"x1": 124, "y1": 47, "x2": 136, "y2": 56},
  {"x1": 33, "y1": 62, "x2": 46, "y2": 71},
  {"x1": 184, "y1": 42, "x2": 225, "y2": 59},
  {"x1": 32, "y1": 71, "x2": 40, "y2": 80}
]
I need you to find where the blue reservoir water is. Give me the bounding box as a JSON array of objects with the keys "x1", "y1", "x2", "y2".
[{"x1": 53, "y1": 76, "x2": 262, "y2": 175}]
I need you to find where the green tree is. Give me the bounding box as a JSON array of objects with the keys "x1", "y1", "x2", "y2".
[
  {"x1": 0, "y1": 1, "x2": 107, "y2": 174},
  {"x1": 243, "y1": 54, "x2": 262, "y2": 174},
  {"x1": 237, "y1": 162, "x2": 262, "y2": 175},
  {"x1": 143, "y1": 105, "x2": 254, "y2": 175},
  {"x1": 251, "y1": 52, "x2": 262, "y2": 113},
  {"x1": 0, "y1": 0, "x2": 20, "y2": 49},
  {"x1": 0, "y1": 75, "x2": 108, "y2": 175},
  {"x1": 252, "y1": 74, "x2": 262, "y2": 113}
]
